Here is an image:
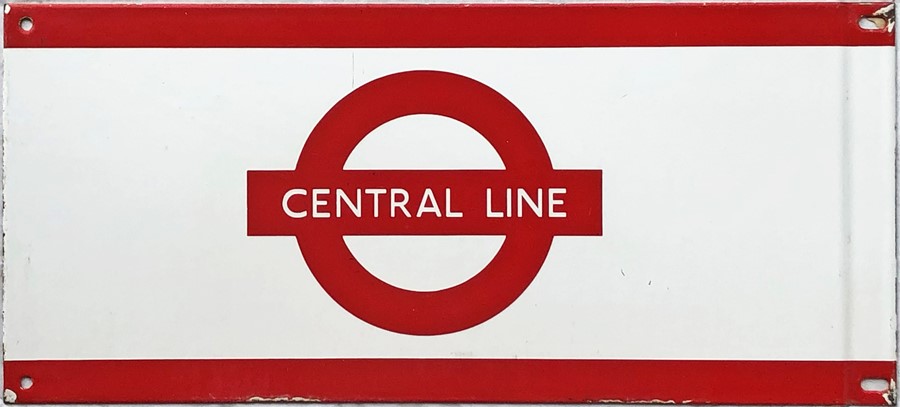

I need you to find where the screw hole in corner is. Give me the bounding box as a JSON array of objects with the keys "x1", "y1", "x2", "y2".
[
  {"x1": 18, "y1": 376, "x2": 32, "y2": 390},
  {"x1": 861, "y1": 378, "x2": 890, "y2": 392},
  {"x1": 858, "y1": 16, "x2": 888, "y2": 30},
  {"x1": 18, "y1": 16, "x2": 32, "y2": 32}
]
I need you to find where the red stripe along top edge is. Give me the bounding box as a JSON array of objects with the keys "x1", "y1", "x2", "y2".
[{"x1": 3, "y1": 2, "x2": 895, "y2": 48}]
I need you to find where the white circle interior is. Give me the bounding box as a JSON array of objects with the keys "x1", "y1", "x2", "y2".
[{"x1": 343, "y1": 114, "x2": 506, "y2": 292}]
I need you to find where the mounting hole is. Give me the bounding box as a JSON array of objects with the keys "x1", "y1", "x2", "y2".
[
  {"x1": 858, "y1": 16, "x2": 887, "y2": 30},
  {"x1": 19, "y1": 376, "x2": 32, "y2": 390},
  {"x1": 861, "y1": 378, "x2": 889, "y2": 392},
  {"x1": 18, "y1": 16, "x2": 33, "y2": 32}
]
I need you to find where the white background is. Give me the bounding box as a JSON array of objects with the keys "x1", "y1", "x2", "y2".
[{"x1": 1, "y1": 0, "x2": 898, "y2": 405}]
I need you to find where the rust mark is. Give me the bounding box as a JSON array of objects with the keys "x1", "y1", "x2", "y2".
[
  {"x1": 3, "y1": 389, "x2": 18, "y2": 404},
  {"x1": 882, "y1": 378, "x2": 896, "y2": 405},
  {"x1": 862, "y1": 3, "x2": 895, "y2": 32},
  {"x1": 247, "y1": 396, "x2": 321, "y2": 403}
]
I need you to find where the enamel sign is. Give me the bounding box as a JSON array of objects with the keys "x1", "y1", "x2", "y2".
[{"x1": 2, "y1": 2, "x2": 897, "y2": 404}]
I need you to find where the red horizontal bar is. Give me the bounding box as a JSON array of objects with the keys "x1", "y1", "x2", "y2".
[
  {"x1": 246, "y1": 170, "x2": 602, "y2": 236},
  {"x1": 4, "y1": 3, "x2": 894, "y2": 48},
  {"x1": 3, "y1": 359, "x2": 895, "y2": 404}
]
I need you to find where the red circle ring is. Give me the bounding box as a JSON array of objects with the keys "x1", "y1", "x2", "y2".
[{"x1": 295, "y1": 70, "x2": 555, "y2": 335}]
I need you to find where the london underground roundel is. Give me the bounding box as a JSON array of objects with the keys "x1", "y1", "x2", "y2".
[{"x1": 247, "y1": 70, "x2": 603, "y2": 335}]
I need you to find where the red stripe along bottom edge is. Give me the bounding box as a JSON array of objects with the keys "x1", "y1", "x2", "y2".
[{"x1": 3, "y1": 359, "x2": 895, "y2": 404}]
